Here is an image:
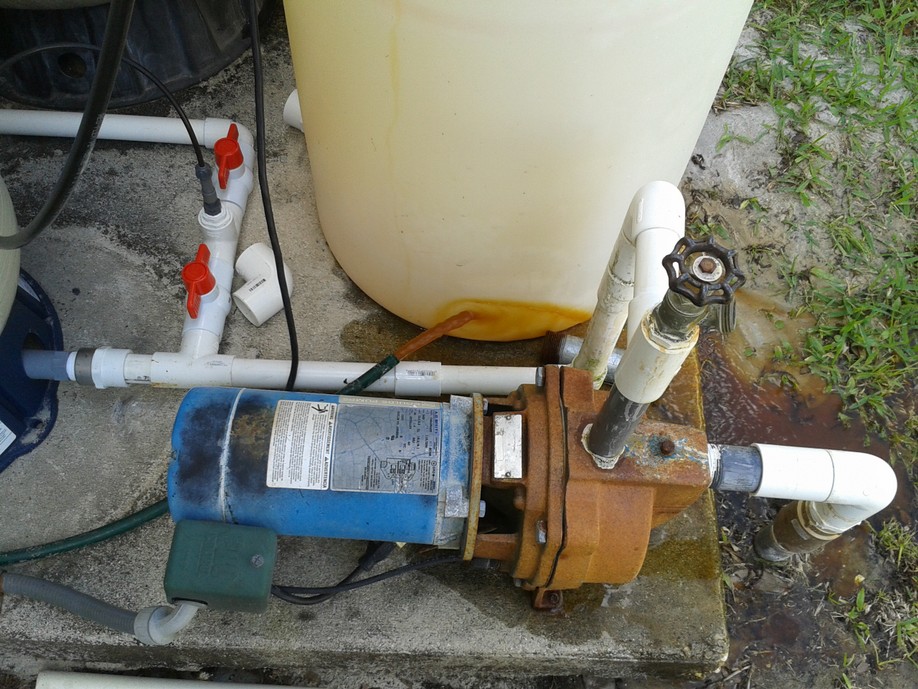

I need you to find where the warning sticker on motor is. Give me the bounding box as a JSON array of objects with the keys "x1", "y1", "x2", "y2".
[
  {"x1": 331, "y1": 403, "x2": 441, "y2": 495},
  {"x1": 267, "y1": 400, "x2": 337, "y2": 490},
  {"x1": 0, "y1": 419, "x2": 15, "y2": 455}
]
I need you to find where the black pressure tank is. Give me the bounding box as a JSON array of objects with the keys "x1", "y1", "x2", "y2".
[{"x1": 0, "y1": 0, "x2": 272, "y2": 109}]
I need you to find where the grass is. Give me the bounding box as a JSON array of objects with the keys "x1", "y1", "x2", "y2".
[
  {"x1": 712, "y1": 1, "x2": 918, "y2": 684},
  {"x1": 798, "y1": 249, "x2": 917, "y2": 462},
  {"x1": 832, "y1": 520, "x2": 918, "y2": 685},
  {"x1": 716, "y1": 0, "x2": 918, "y2": 468}
]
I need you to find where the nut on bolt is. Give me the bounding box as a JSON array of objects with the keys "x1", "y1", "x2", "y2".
[{"x1": 659, "y1": 438, "x2": 676, "y2": 456}]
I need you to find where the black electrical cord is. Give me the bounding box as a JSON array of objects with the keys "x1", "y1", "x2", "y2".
[
  {"x1": 244, "y1": 0, "x2": 299, "y2": 392},
  {"x1": 0, "y1": 0, "x2": 136, "y2": 251},
  {"x1": 271, "y1": 563, "x2": 363, "y2": 606},
  {"x1": 272, "y1": 554, "x2": 463, "y2": 605},
  {"x1": 0, "y1": 42, "x2": 206, "y2": 168},
  {"x1": 272, "y1": 540, "x2": 397, "y2": 606}
]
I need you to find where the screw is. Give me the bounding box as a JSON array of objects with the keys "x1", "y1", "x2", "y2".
[
  {"x1": 250, "y1": 554, "x2": 265, "y2": 568},
  {"x1": 698, "y1": 257, "x2": 717, "y2": 274},
  {"x1": 659, "y1": 438, "x2": 676, "y2": 456}
]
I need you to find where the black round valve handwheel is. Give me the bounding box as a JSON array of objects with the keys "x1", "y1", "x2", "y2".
[{"x1": 662, "y1": 236, "x2": 746, "y2": 307}]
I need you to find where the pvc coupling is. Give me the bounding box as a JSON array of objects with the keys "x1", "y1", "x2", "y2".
[{"x1": 233, "y1": 243, "x2": 294, "y2": 326}]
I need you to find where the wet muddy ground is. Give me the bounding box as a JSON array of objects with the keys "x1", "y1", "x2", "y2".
[{"x1": 693, "y1": 328, "x2": 917, "y2": 689}]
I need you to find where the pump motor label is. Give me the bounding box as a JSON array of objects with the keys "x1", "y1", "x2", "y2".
[
  {"x1": 266, "y1": 397, "x2": 442, "y2": 495},
  {"x1": 267, "y1": 400, "x2": 336, "y2": 490}
]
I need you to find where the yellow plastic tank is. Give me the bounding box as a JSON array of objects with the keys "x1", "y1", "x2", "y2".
[{"x1": 285, "y1": 0, "x2": 753, "y2": 340}]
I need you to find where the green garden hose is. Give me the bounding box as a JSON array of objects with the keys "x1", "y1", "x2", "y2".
[{"x1": 0, "y1": 499, "x2": 167, "y2": 567}]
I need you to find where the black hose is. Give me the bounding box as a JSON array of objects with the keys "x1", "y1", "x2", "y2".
[
  {"x1": 244, "y1": 0, "x2": 300, "y2": 392},
  {"x1": 0, "y1": 0, "x2": 137, "y2": 251},
  {"x1": 1, "y1": 572, "x2": 136, "y2": 635}
]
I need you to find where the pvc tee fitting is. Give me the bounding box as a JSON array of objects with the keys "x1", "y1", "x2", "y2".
[{"x1": 233, "y1": 243, "x2": 294, "y2": 326}]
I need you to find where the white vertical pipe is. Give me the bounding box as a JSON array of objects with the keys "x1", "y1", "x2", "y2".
[
  {"x1": 572, "y1": 181, "x2": 685, "y2": 387},
  {"x1": 624, "y1": 183, "x2": 685, "y2": 344},
  {"x1": 571, "y1": 231, "x2": 634, "y2": 386}
]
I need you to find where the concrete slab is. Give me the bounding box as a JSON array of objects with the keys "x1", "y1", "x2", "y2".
[{"x1": 0, "y1": 11, "x2": 726, "y2": 687}]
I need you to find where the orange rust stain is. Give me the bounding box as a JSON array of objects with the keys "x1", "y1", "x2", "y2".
[{"x1": 434, "y1": 299, "x2": 591, "y2": 342}]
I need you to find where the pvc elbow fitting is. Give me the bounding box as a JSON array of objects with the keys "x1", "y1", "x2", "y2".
[
  {"x1": 133, "y1": 601, "x2": 201, "y2": 646},
  {"x1": 624, "y1": 181, "x2": 686, "y2": 243},
  {"x1": 233, "y1": 243, "x2": 294, "y2": 326},
  {"x1": 751, "y1": 445, "x2": 898, "y2": 561},
  {"x1": 283, "y1": 90, "x2": 304, "y2": 132}
]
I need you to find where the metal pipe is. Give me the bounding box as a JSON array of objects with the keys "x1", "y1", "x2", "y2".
[
  {"x1": 583, "y1": 387, "x2": 648, "y2": 467},
  {"x1": 550, "y1": 333, "x2": 623, "y2": 383}
]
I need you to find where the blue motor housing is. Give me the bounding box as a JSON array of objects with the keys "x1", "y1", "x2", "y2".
[{"x1": 169, "y1": 387, "x2": 473, "y2": 547}]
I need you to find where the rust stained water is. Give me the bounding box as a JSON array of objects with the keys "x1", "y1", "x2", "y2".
[
  {"x1": 701, "y1": 296, "x2": 916, "y2": 678},
  {"x1": 434, "y1": 299, "x2": 591, "y2": 342}
]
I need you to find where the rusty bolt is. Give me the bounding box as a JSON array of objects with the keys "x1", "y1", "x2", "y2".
[
  {"x1": 659, "y1": 438, "x2": 676, "y2": 456},
  {"x1": 546, "y1": 591, "x2": 562, "y2": 607},
  {"x1": 698, "y1": 257, "x2": 717, "y2": 274}
]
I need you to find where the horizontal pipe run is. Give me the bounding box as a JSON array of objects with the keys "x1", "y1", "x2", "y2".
[
  {"x1": 0, "y1": 110, "x2": 254, "y2": 150},
  {"x1": 0, "y1": 573, "x2": 198, "y2": 646},
  {"x1": 36, "y1": 671, "x2": 300, "y2": 688},
  {"x1": 22, "y1": 349, "x2": 541, "y2": 396},
  {"x1": 552, "y1": 333, "x2": 623, "y2": 384}
]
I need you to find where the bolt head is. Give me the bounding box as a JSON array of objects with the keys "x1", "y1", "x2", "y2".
[
  {"x1": 659, "y1": 438, "x2": 676, "y2": 456},
  {"x1": 698, "y1": 257, "x2": 717, "y2": 273},
  {"x1": 250, "y1": 554, "x2": 265, "y2": 568}
]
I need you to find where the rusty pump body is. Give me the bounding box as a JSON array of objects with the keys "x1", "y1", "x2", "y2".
[{"x1": 468, "y1": 365, "x2": 711, "y2": 595}]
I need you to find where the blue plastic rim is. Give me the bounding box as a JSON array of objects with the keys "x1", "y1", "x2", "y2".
[{"x1": 0, "y1": 270, "x2": 63, "y2": 473}]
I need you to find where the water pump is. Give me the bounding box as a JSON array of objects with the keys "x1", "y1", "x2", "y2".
[{"x1": 166, "y1": 236, "x2": 745, "y2": 609}]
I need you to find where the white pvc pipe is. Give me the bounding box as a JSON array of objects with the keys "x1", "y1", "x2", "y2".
[
  {"x1": 7, "y1": 106, "x2": 541, "y2": 397},
  {"x1": 571, "y1": 230, "x2": 634, "y2": 387},
  {"x1": 135, "y1": 355, "x2": 538, "y2": 396},
  {"x1": 23, "y1": 349, "x2": 539, "y2": 396},
  {"x1": 571, "y1": 181, "x2": 685, "y2": 387},
  {"x1": 612, "y1": 316, "x2": 698, "y2": 404},
  {"x1": 283, "y1": 89, "x2": 304, "y2": 132},
  {"x1": 36, "y1": 671, "x2": 303, "y2": 689},
  {"x1": 0, "y1": 110, "x2": 254, "y2": 150},
  {"x1": 753, "y1": 444, "x2": 898, "y2": 532}
]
